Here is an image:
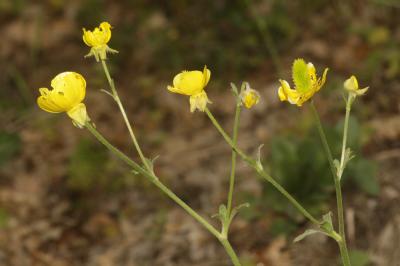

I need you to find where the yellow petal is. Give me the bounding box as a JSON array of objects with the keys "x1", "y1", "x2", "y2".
[
  {"x1": 307, "y1": 62, "x2": 317, "y2": 83},
  {"x1": 37, "y1": 72, "x2": 86, "y2": 114},
  {"x1": 241, "y1": 87, "x2": 260, "y2": 109},
  {"x1": 278, "y1": 87, "x2": 287, "y2": 101},
  {"x1": 37, "y1": 93, "x2": 65, "y2": 113},
  {"x1": 319, "y1": 68, "x2": 329, "y2": 89},
  {"x1": 99, "y1": 22, "x2": 112, "y2": 44},
  {"x1": 51, "y1": 72, "x2": 86, "y2": 107},
  {"x1": 172, "y1": 70, "x2": 206, "y2": 95},
  {"x1": 278, "y1": 79, "x2": 300, "y2": 105},
  {"x1": 203, "y1": 66, "x2": 211, "y2": 87}
]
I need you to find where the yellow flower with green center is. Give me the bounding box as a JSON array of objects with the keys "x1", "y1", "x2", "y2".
[
  {"x1": 278, "y1": 58, "x2": 328, "y2": 106},
  {"x1": 167, "y1": 66, "x2": 211, "y2": 112},
  {"x1": 344, "y1": 75, "x2": 368, "y2": 97},
  {"x1": 37, "y1": 72, "x2": 89, "y2": 128},
  {"x1": 82, "y1": 22, "x2": 118, "y2": 61},
  {"x1": 240, "y1": 83, "x2": 260, "y2": 109}
]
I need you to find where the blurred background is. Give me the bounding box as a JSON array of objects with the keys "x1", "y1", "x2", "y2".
[{"x1": 1, "y1": 0, "x2": 400, "y2": 265}]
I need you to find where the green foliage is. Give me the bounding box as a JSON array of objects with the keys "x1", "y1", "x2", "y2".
[
  {"x1": 292, "y1": 58, "x2": 310, "y2": 93},
  {"x1": 0, "y1": 131, "x2": 20, "y2": 167},
  {"x1": 348, "y1": 249, "x2": 371, "y2": 266},
  {"x1": 263, "y1": 116, "x2": 378, "y2": 220}
]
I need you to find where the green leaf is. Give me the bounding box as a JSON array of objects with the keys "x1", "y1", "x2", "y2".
[
  {"x1": 293, "y1": 229, "x2": 322, "y2": 242},
  {"x1": 348, "y1": 249, "x2": 370, "y2": 266},
  {"x1": 292, "y1": 58, "x2": 311, "y2": 93}
]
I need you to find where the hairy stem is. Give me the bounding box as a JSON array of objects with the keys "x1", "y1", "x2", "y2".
[
  {"x1": 85, "y1": 122, "x2": 242, "y2": 265},
  {"x1": 310, "y1": 101, "x2": 351, "y2": 266},
  {"x1": 100, "y1": 59, "x2": 151, "y2": 172},
  {"x1": 220, "y1": 238, "x2": 241, "y2": 266},
  {"x1": 205, "y1": 107, "x2": 320, "y2": 226},
  {"x1": 226, "y1": 102, "x2": 241, "y2": 218}
]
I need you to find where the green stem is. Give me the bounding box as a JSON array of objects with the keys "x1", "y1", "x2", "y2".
[
  {"x1": 85, "y1": 122, "x2": 242, "y2": 265},
  {"x1": 309, "y1": 101, "x2": 337, "y2": 180},
  {"x1": 205, "y1": 107, "x2": 320, "y2": 226},
  {"x1": 100, "y1": 59, "x2": 151, "y2": 172},
  {"x1": 310, "y1": 101, "x2": 351, "y2": 266},
  {"x1": 226, "y1": 102, "x2": 241, "y2": 217},
  {"x1": 220, "y1": 238, "x2": 241, "y2": 266},
  {"x1": 338, "y1": 96, "x2": 352, "y2": 179}
]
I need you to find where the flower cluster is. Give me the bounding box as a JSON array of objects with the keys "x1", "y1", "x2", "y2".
[{"x1": 36, "y1": 21, "x2": 368, "y2": 128}]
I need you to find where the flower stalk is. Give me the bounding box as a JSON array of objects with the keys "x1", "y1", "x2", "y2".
[
  {"x1": 205, "y1": 107, "x2": 321, "y2": 226},
  {"x1": 310, "y1": 101, "x2": 351, "y2": 266},
  {"x1": 98, "y1": 61, "x2": 242, "y2": 264},
  {"x1": 100, "y1": 59, "x2": 152, "y2": 172},
  {"x1": 85, "y1": 122, "x2": 241, "y2": 265},
  {"x1": 226, "y1": 99, "x2": 242, "y2": 223}
]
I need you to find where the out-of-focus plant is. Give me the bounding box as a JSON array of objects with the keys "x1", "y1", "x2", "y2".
[
  {"x1": 264, "y1": 115, "x2": 378, "y2": 220},
  {"x1": 67, "y1": 139, "x2": 108, "y2": 191},
  {"x1": 0, "y1": 131, "x2": 21, "y2": 167},
  {"x1": 35, "y1": 19, "x2": 371, "y2": 265}
]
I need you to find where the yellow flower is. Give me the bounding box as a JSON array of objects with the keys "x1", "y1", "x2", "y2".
[
  {"x1": 278, "y1": 58, "x2": 328, "y2": 106},
  {"x1": 37, "y1": 72, "x2": 89, "y2": 128},
  {"x1": 82, "y1": 22, "x2": 118, "y2": 61},
  {"x1": 240, "y1": 83, "x2": 260, "y2": 109},
  {"x1": 344, "y1": 75, "x2": 368, "y2": 96},
  {"x1": 167, "y1": 66, "x2": 211, "y2": 112}
]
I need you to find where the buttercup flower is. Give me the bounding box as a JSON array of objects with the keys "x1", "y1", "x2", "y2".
[
  {"x1": 344, "y1": 75, "x2": 368, "y2": 97},
  {"x1": 278, "y1": 58, "x2": 328, "y2": 106},
  {"x1": 240, "y1": 83, "x2": 260, "y2": 109},
  {"x1": 37, "y1": 72, "x2": 89, "y2": 128},
  {"x1": 167, "y1": 66, "x2": 211, "y2": 112},
  {"x1": 82, "y1": 22, "x2": 118, "y2": 61}
]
